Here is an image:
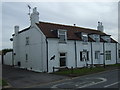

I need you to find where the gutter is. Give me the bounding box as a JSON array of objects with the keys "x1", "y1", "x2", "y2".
[
  {"x1": 46, "y1": 38, "x2": 49, "y2": 72},
  {"x1": 103, "y1": 42, "x2": 105, "y2": 68},
  {"x1": 116, "y1": 43, "x2": 118, "y2": 64},
  {"x1": 74, "y1": 40, "x2": 77, "y2": 68},
  {"x1": 91, "y1": 42, "x2": 93, "y2": 67}
]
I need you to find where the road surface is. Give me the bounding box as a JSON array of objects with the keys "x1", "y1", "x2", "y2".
[{"x1": 28, "y1": 69, "x2": 120, "y2": 88}]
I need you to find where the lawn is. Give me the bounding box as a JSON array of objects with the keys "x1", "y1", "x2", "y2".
[{"x1": 53, "y1": 64, "x2": 120, "y2": 76}]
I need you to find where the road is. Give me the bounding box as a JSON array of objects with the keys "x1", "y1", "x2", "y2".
[{"x1": 29, "y1": 69, "x2": 120, "y2": 88}]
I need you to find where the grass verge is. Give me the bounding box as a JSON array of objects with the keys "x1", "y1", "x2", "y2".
[
  {"x1": 52, "y1": 64, "x2": 120, "y2": 77},
  {"x1": 0, "y1": 79, "x2": 8, "y2": 86}
]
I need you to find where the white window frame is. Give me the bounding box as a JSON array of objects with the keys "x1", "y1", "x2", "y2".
[
  {"x1": 82, "y1": 33, "x2": 88, "y2": 42},
  {"x1": 58, "y1": 29, "x2": 67, "y2": 43},
  {"x1": 94, "y1": 34, "x2": 100, "y2": 42},
  {"x1": 95, "y1": 51, "x2": 100, "y2": 59},
  {"x1": 119, "y1": 50, "x2": 120, "y2": 58},
  {"x1": 105, "y1": 51, "x2": 111, "y2": 60},
  {"x1": 59, "y1": 52, "x2": 67, "y2": 67}
]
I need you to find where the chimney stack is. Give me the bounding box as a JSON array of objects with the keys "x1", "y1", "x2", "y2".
[
  {"x1": 74, "y1": 24, "x2": 76, "y2": 26},
  {"x1": 14, "y1": 25, "x2": 19, "y2": 35},
  {"x1": 97, "y1": 21, "x2": 104, "y2": 32},
  {"x1": 30, "y1": 7, "x2": 39, "y2": 27}
]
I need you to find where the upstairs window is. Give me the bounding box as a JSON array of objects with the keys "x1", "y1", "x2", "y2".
[
  {"x1": 58, "y1": 30, "x2": 67, "y2": 43},
  {"x1": 26, "y1": 37, "x2": 29, "y2": 45},
  {"x1": 106, "y1": 37, "x2": 111, "y2": 43},
  {"x1": 101, "y1": 35, "x2": 111, "y2": 43},
  {"x1": 94, "y1": 34, "x2": 100, "y2": 42},
  {"x1": 82, "y1": 33, "x2": 88, "y2": 42}
]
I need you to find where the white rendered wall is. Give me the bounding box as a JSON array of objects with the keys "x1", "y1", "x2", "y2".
[
  {"x1": 13, "y1": 26, "x2": 47, "y2": 72},
  {"x1": 92, "y1": 42, "x2": 103, "y2": 64},
  {"x1": 118, "y1": 43, "x2": 120, "y2": 63},
  {"x1": 4, "y1": 52, "x2": 13, "y2": 65},
  {"x1": 76, "y1": 41, "x2": 91, "y2": 67},
  {"x1": 47, "y1": 38, "x2": 76, "y2": 72},
  {"x1": 104, "y1": 43, "x2": 116, "y2": 65}
]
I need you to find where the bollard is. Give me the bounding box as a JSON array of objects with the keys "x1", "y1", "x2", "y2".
[
  {"x1": 71, "y1": 67, "x2": 73, "y2": 74},
  {"x1": 53, "y1": 67, "x2": 54, "y2": 72}
]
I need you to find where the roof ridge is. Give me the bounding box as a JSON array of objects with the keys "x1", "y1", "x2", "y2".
[{"x1": 39, "y1": 21, "x2": 104, "y2": 33}]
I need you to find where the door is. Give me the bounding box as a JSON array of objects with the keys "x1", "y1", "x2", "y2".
[
  {"x1": 80, "y1": 50, "x2": 88, "y2": 67},
  {"x1": 59, "y1": 53, "x2": 66, "y2": 67}
]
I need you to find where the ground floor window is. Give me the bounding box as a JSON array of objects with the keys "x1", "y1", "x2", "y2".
[
  {"x1": 26, "y1": 54, "x2": 28, "y2": 62},
  {"x1": 105, "y1": 51, "x2": 111, "y2": 60},
  {"x1": 80, "y1": 50, "x2": 89, "y2": 61},
  {"x1": 60, "y1": 53, "x2": 66, "y2": 67},
  {"x1": 119, "y1": 50, "x2": 120, "y2": 58},
  {"x1": 95, "y1": 51, "x2": 100, "y2": 59}
]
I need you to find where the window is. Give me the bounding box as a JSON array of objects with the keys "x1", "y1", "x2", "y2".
[
  {"x1": 26, "y1": 37, "x2": 29, "y2": 45},
  {"x1": 105, "y1": 51, "x2": 111, "y2": 60},
  {"x1": 119, "y1": 50, "x2": 120, "y2": 58},
  {"x1": 106, "y1": 37, "x2": 111, "y2": 43},
  {"x1": 94, "y1": 35, "x2": 100, "y2": 42},
  {"x1": 60, "y1": 53, "x2": 66, "y2": 66},
  {"x1": 80, "y1": 52, "x2": 83, "y2": 61},
  {"x1": 95, "y1": 51, "x2": 100, "y2": 59},
  {"x1": 26, "y1": 54, "x2": 28, "y2": 62},
  {"x1": 80, "y1": 51, "x2": 89, "y2": 61},
  {"x1": 58, "y1": 30, "x2": 67, "y2": 43},
  {"x1": 82, "y1": 34, "x2": 88, "y2": 42}
]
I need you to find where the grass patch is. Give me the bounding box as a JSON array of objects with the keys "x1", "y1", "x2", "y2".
[
  {"x1": 53, "y1": 64, "x2": 120, "y2": 76},
  {"x1": 0, "y1": 79, "x2": 8, "y2": 86},
  {"x1": 53, "y1": 67, "x2": 106, "y2": 76}
]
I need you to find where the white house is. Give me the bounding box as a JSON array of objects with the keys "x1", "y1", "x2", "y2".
[{"x1": 11, "y1": 7, "x2": 120, "y2": 73}]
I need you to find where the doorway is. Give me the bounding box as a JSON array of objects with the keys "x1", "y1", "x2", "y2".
[{"x1": 59, "y1": 53, "x2": 66, "y2": 67}]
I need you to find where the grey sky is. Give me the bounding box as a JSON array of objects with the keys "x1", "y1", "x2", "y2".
[{"x1": 1, "y1": 1, "x2": 118, "y2": 50}]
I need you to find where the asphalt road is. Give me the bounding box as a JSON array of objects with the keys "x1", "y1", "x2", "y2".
[
  {"x1": 29, "y1": 69, "x2": 120, "y2": 88},
  {"x1": 2, "y1": 65, "x2": 68, "y2": 88}
]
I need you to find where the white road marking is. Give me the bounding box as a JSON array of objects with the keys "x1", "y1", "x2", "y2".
[
  {"x1": 104, "y1": 81, "x2": 120, "y2": 88},
  {"x1": 78, "y1": 77, "x2": 107, "y2": 88},
  {"x1": 51, "y1": 77, "x2": 107, "y2": 88}
]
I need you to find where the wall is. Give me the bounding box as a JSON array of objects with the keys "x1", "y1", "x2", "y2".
[
  {"x1": 4, "y1": 52, "x2": 13, "y2": 65},
  {"x1": 104, "y1": 43, "x2": 116, "y2": 65},
  {"x1": 47, "y1": 38, "x2": 75, "y2": 72},
  {"x1": 13, "y1": 25, "x2": 47, "y2": 72}
]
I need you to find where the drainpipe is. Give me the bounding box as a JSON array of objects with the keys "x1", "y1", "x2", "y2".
[
  {"x1": 103, "y1": 42, "x2": 105, "y2": 68},
  {"x1": 46, "y1": 38, "x2": 48, "y2": 72},
  {"x1": 116, "y1": 43, "x2": 118, "y2": 64},
  {"x1": 91, "y1": 42, "x2": 93, "y2": 67},
  {"x1": 12, "y1": 50, "x2": 14, "y2": 66},
  {"x1": 74, "y1": 40, "x2": 77, "y2": 68}
]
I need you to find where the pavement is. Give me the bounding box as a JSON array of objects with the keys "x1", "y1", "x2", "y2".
[{"x1": 2, "y1": 65, "x2": 69, "y2": 88}]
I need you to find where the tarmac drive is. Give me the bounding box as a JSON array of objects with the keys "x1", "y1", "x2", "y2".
[{"x1": 2, "y1": 65, "x2": 69, "y2": 88}]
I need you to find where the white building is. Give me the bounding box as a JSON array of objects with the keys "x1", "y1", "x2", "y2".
[{"x1": 11, "y1": 7, "x2": 120, "y2": 73}]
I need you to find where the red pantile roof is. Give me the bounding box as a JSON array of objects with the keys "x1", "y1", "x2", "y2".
[{"x1": 14, "y1": 21, "x2": 117, "y2": 43}]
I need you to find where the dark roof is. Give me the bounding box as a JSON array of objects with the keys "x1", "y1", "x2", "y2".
[
  {"x1": 13, "y1": 21, "x2": 117, "y2": 43},
  {"x1": 36, "y1": 21, "x2": 108, "y2": 41}
]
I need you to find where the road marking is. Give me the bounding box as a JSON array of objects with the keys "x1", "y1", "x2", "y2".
[
  {"x1": 51, "y1": 77, "x2": 107, "y2": 88},
  {"x1": 104, "y1": 81, "x2": 120, "y2": 88},
  {"x1": 78, "y1": 77, "x2": 107, "y2": 88}
]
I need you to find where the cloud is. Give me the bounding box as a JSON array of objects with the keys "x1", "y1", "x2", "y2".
[{"x1": 1, "y1": 2, "x2": 118, "y2": 50}]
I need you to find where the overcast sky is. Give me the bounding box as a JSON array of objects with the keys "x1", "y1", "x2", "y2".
[{"x1": 1, "y1": 1, "x2": 119, "y2": 50}]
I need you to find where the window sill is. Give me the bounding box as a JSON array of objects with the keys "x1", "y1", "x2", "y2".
[{"x1": 58, "y1": 42, "x2": 67, "y2": 44}]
